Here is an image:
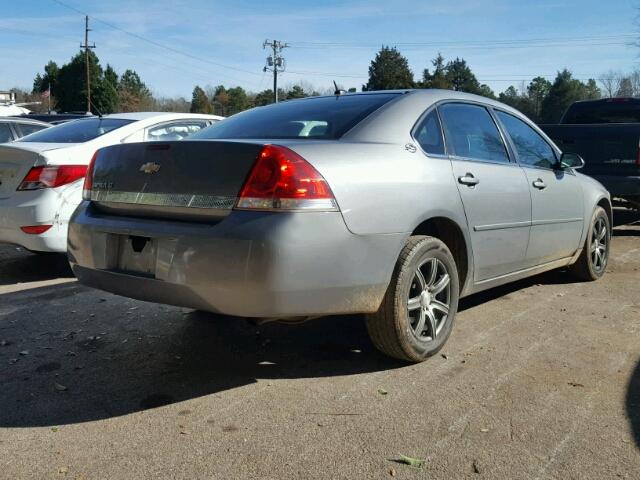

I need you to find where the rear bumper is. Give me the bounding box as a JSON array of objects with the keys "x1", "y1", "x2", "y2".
[
  {"x1": 591, "y1": 175, "x2": 640, "y2": 198},
  {"x1": 0, "y1": 188, "x2": 79, "y2": 252},
  {"x1": 68, "y1": 202, "x2": 406, "y2": 318}
]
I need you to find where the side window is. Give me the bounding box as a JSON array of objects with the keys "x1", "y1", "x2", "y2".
[
  {"x1": 146, "y1": 121, "x2": 209, "y2": 141},
  {"x1": 439, "y1": 103, "x2": 509, "y2": 163},
  {"x1": 16, "y1": 123, "x2": 47, "y2": 138},
  {"x1": 414, "y1": 110, "x2": 445, "y2": 155},
  {"x1": 0, "y1": 123, "x2": 14, "y2": 143},
  {"x1": 496, "y1": 111, "x2": 556, "y2": 169}
]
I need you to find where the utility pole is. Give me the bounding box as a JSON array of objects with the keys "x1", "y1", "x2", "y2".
[
  {"x1": 263, "y1": 40, "x2": 288, "y2": 103},
  {"x1": 80, "y1": 15, "x2": 96, "y2": 113}
]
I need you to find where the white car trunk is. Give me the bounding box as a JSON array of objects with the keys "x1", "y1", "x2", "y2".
[{"x1": 0, "y1": 143, "x2": 85, "y2": 199}]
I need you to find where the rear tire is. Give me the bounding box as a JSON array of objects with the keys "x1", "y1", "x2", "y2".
[
  {"x1": 569, "y1": 206, "x2": 610, "y2": 281},
  {"x1": 366, "y1": 236, "x2": 460, "y2": 363}
]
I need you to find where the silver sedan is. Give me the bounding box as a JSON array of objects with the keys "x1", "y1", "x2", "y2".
[{"x1": 68, "y1": 90, "x2": 611, "y2": 362}]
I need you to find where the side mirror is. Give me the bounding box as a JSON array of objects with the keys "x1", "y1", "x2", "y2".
[{"x1": 559, "y1": 152, "x2": 585, "y2": 170}]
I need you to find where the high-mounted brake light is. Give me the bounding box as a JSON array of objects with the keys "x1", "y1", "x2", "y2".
[
  {"x1": 236, "y1": 145, "x2": 338, "y2": 211},
  {"x1": 18, "y1": 165, "x2": 88, "y2": 191},
  {"x1": 82, "y1": 151, "x2": 99, "y2": 200}
]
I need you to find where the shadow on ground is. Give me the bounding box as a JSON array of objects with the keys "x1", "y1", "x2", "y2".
[
  {"x1": 0, "y1": 209, "x2": 637, "y2": 428},
  {"x1": 0, "y1": 282, "x2": 404, "y2": 428},
  {"x1": 0, "y1": 265, "x2": 578, "y2": 428},
  {"x1": 0, "y1": 248, "x2": 72, "y2": 286},
  {"x1": 627, "y1": 359, "x2": 640, "y2": 450}
]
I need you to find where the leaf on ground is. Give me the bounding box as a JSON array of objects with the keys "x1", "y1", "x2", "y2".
[
  {"x1": 378, "y1": 388, "x2": 388, "y2": 396},
  {"x1": 398, "y1": 454, "x2": 425, "y2": 469},
  {"x1": 54, "y1": 382, "x2": 68, "y2": 391}
]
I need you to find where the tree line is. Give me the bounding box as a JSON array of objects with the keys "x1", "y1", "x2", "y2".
[
  {"x1": 17, "y1": 45, "x2": 633, "y2": 123},
  {"x1": 363, "y1": 46, "x2": 601, "y2": 123}
]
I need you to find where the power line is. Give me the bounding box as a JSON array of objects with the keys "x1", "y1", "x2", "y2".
[
  {"x1": 49, "y1": 0, "x2": 262, "y2": 80},
  {"x1": 288, "y1": 33, "x2": 637, "y2": 49}
]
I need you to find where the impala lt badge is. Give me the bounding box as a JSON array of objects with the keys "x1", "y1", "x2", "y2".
[{"x1": 140, "y1": 162, "x2": 161, "y2": 174}]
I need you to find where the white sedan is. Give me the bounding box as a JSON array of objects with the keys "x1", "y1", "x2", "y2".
[{"x1": 0, "y1": 112, "x2": 222, "y2": 252}]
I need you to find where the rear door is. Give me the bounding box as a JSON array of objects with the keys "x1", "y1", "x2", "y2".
[
  {"x1": 495, "y1": 110, "x2": 583, "y2": 265},
  {"x1": 439, "y1": 102, "x2": 532, "y2": 281},
  {"x1": 14, "y1": 122, "x2": 48, "y2": 139},
  {"x1": 0, "y1": 122, "x2": 15, "y2": 143}
]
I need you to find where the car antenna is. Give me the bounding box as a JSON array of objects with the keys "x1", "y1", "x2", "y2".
[
  {"x1": 89, "y1": 99, "x2": 103, "y2": 118},
  {"x1": 333, "y1": 80, "x2": 345, "y2": 96}
]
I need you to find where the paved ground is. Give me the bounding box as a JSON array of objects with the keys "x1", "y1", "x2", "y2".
[{"x1": 0, "y1": 210, "x2": 639, "y2": 479}]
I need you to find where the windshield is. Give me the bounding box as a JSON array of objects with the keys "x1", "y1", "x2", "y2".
[
  {"x1": 562, "y1": 101, "x2": 640, "y2": 124},
  {"x1": 193, "y1": 93, "x2": 400, "y2": 140},
  {"x1": 18, "y1": 117, "x2": 135, "y2": 143}
]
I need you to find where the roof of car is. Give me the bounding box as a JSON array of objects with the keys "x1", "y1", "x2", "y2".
[
  {"x1": 103, "y1": 112, "x2": 222, "y2": 121},
  {"x1": 290, "y1": 89, "x2": 515, "y2": 109},
  {"x1": 0, "y1": 116, "x2": 50, "y2": 126}
]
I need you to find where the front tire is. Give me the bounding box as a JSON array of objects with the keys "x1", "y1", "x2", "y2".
[
  {"x1": 569, "y1": 206, "x2": 610, "y2": 281},
  {"x1": 366, "y1": 236, "x2": 460, "y2": 363}
]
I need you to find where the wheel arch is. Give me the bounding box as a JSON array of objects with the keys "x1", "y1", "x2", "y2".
[
  {"x1": 411, "y1": 216, "x2": 471, "y2": 294},
  {"x1": 596, "y1": 196, "x2": 613, "y2": 230}
]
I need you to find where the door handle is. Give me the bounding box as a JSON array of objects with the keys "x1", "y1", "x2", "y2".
[
  {"x1": 458, "y1": 173, "x2": 479, "y2": 186},
  {"x1": 532, "y1": 179, "x2": 547, "y2": 190}
]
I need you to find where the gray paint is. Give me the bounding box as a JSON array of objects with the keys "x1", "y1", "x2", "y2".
[{"x1": 69, "y1": 90, "x2": 610, "y2": 317}]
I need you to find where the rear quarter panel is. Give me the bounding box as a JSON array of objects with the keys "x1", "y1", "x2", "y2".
[{"x1": 291, "y1": 142, "x2": 468, "y2": 237}]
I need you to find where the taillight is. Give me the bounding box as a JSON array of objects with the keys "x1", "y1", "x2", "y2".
[
  {"x1": 18, "y1": 165, "x2": 88, "y2": 191},
  {"x1": 82, "y1": 151, "x2": 98, "y2": 200},
  {"x1": 236, "y1": 145, "x2": 338, "y2": 211},
  {"x1": 20, "y1": 225, "x2": 52, "y2": 235}
]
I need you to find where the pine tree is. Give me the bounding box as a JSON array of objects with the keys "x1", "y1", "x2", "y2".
[
  {"x1": 364, "y1": 46, "x2": 414, "y2": 91},
  {"x1": 190, "y1": 86, "x2": 213, "y2": 113}
]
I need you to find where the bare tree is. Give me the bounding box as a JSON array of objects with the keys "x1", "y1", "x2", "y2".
[{"x1": 599, "y1": 70, "x2": 623, "y2": 98}]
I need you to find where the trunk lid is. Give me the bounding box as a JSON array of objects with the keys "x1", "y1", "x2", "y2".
[
  {"x1": 0, "y1": 143, "x2": 84, "y2": 198},
  {"x1": 89, "y1": 140, "x2": 265, "y2": 221},
  {"x1": 0, "y1": 145, "x2": 46, "y2": 198}
]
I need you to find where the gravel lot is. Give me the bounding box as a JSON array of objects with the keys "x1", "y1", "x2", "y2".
[{"x1": 1, "y1": 209, "x2": 639, "y2": 479}]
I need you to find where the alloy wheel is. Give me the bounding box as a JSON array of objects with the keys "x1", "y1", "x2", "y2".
[
  {"x1": 590, "y1": 216, "x2": 608, "y2": 273},
  {"x1": 407, "y1": 258, "x2": 451, "y2": 342}
]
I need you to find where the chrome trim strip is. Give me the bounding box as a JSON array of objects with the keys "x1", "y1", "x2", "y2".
[
  {"x1": 531, "y1": 218, "x2": 583, "y2": 226},
  {"x1": 474, "y1": 221, "x2": 530, "y2": 232},
  {"x1": 90, "y1": 190, "x2": 236, "y2": 210},
  {"x1": 474, "y1": 218, "x2": 583, "y2": 232}
]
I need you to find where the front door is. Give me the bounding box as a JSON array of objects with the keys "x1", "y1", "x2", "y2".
[
  {"x1": 439, "y1": 103, "x2": 532, "y2": 282},
  {"x1": 494, "y1": 110, "x2": 584, "y2": 266}
]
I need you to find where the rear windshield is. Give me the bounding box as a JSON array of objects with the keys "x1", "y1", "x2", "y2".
[
  {"x1": 562, "y1": 101, "x2": 640, "y2": 124},
  {"x1": 18, "y1": 117, "x2": 134, "y2": 143},
  {"x1": 193, "y1": 93, "x2": 400, "y2": 140}
]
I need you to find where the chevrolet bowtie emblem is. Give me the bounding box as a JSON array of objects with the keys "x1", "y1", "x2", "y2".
[{"x1": 139, "y1": 162, "x2": 161, "y2": 174}]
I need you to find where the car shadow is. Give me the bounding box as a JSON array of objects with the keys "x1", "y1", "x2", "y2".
[
  {"x1": 627, "y1": 359, "x2": 640, "y2": 450},
  {"x1": 0, "y1": 247, "x2": 73, "y2": 286},
  {"x1": 0, "y1": 283, "x2": 402, "y2": 428},
  {"x1": 459, "y1": 268, "x2": 574, "y2": 312}
]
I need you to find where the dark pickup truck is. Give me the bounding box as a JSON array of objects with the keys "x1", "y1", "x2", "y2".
[{"x1": 541, "y1": 98, "x2": 640, "y2": 209}]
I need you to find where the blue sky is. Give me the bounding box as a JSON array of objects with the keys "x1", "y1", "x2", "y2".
[{"x1": 1, "y1": 0, "x2": 638, "y2": 98}]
